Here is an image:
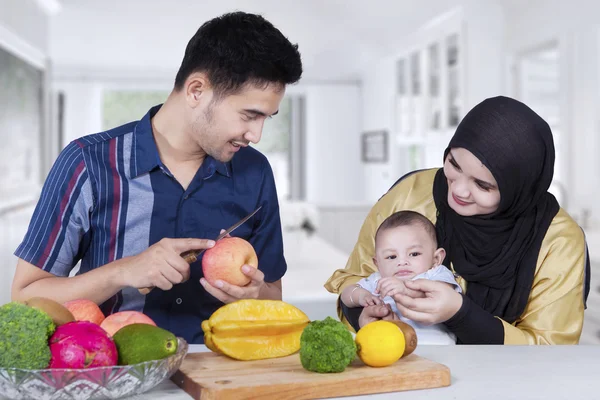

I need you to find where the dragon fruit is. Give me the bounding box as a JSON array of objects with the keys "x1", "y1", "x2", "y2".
[{"x1": 49, "y1": 321, "x2": 118, "y2": 369}]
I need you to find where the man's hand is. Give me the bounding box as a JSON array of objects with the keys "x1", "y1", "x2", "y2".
[
  {"x1": 121, "y1": 238, "x2": 215, "y2": 291},
  {"x1": 200, "y1": 265, "x2": 266, "y2": 303}
]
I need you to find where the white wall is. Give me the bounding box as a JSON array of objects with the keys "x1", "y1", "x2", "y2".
[
  {"x1": 53, "y1": 82, "x2": 104, "y2": 146},
  {"x1": 504, "y1": 0, "x2": 600, "y2": 226},
  {"x1": 504, "y1": 0, "x2": 600, "y2": 54},
  {"x1": 0, "y1": 0, "x2": 49, "y2": 54},
  {"x1": 361, "y1": 56, "x2": 397, "y2": 201},
  {"x1": 359, "y1": 0, "x2": 506, "y2": 203},
  {"x1": 301, "y1": 84, "x2": 365, "y2": 205}
]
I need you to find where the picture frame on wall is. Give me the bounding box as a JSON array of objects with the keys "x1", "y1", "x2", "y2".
[{"x1": 361, "y1": 130, "x2": 388, "y2": 163}]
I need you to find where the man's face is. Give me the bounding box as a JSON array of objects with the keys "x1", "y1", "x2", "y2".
[{"x1": 192, "y1": 83, "x2": 285, "y2": 162}]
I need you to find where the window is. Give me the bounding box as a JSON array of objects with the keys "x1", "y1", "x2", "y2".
[
  {"x1": 102, "y1": 90, "x2": 304, "y2": 200},
  {"x1": 252, "y1": 96, "x2": 298, "y2": 200},
  {"x1": 102, "y1": 90, "x2": 169, "y2": 131},
  {"x1": 0, "y1": 45, "x2": 44, "y2": 196}
]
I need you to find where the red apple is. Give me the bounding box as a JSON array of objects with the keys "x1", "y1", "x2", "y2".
[
  {"x1": 64, "y1": 299, "x2": 105, "y2": 325},
  {"x1": 202, "y1": 237, "x2": 258, "y2": 287},
  {"x1": 100, "y1": 311, "x2": 156, "y2": 336}
]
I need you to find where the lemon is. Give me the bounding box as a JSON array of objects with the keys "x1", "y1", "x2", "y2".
[{"x1": 355, "y1": 320, "x2": 405, "y2": 367}]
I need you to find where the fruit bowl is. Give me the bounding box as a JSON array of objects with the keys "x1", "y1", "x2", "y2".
[{"x1": 0, "y1": 337, "x2": 188, "y2": 400}]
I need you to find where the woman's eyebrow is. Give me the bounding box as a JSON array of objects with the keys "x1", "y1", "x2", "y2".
[{"x1": 448, "y1": 151, "x2": 461, "y2": 168}]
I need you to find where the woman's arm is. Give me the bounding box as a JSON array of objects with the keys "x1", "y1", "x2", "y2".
[
  {"x1": 324, "y1": 169, "x2": 440, "y2": 331},
  {"x1": 498, "y1": 215, "x2": 586, "y2": 344},
  {"x1": 395, "y1": 210, "x2": 586, "y2": 345}
]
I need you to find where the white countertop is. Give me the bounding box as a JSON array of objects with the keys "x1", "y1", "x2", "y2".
[{"x1": 138, "y1": 344, "x2": 600, "y2": 400}]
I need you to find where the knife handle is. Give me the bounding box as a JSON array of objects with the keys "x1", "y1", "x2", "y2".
[{"x1": 138, "y1": 250, "x2": 201, "y2": 295}]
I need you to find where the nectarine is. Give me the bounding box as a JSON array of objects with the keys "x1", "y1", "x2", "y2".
[
  {"x1": 202, "y1": 237, "x2": 258, "y2": 286},
  {"x1": 64, "y1": 299, "x2": 105, "y2": 325},
  {"x1": 100, "y1": 310, "x2": 156, "y2": 336}
]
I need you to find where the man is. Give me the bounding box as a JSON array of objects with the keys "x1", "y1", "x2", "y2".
[{"x1": 11, "y1": 11, "x2": 302, "y2": 344}]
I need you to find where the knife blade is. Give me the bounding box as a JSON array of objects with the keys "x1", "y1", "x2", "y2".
[
  {"x1": 138, "y1": 206, "x2": 262, "y2": 295},
  {"x1": 180, "y1": 205, "x2": 262, "y2": 264}
]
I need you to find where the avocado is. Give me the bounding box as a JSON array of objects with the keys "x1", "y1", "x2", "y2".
[{"x1": 112, "y1": 323, "x2": 178, "y2": 365}]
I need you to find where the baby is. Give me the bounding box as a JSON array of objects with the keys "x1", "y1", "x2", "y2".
[{"x1": 341, "y1": 210, "x2": 462, "y2": 344}]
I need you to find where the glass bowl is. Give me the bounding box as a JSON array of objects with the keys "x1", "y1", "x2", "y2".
[{"x1": 0, "y1": 337, "x2": 188, "y2": 400}]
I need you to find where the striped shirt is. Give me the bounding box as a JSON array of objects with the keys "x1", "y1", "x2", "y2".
[{"x1": 15, "y1": 105, "x2": 287, "y2": 344}]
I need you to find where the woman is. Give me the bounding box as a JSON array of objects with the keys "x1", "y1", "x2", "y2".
[{"x1": 324, "y1": 96, "x2": 590, "y2": 344}]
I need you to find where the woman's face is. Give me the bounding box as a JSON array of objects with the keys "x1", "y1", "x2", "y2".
[{"x1": 443, "y1": 147, "x2": 501, "y2": 216}]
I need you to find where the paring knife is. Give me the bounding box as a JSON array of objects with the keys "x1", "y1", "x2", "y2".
[{"x1": 138, "y1": 206, "x2": 262, "y2": 295}]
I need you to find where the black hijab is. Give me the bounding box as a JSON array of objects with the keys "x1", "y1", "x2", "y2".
[{"x1": 433, "y1": 96, "x2": 560, "y2": 323}]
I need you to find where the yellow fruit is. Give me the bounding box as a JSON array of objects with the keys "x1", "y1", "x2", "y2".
[
  {"x1": 201, "y1": 299, "x2": 310, "y2": 361},
  {"x1": 355, "y1": 320, "x2": 405, "y2": 367}
]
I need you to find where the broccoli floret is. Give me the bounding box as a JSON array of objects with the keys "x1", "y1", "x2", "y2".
[
  {"x1": 0, "y1": 302, "x2": 55, "y2": 369},
  {"x1": 299, "y1": 317, "x2": 357, "y2": 373}
]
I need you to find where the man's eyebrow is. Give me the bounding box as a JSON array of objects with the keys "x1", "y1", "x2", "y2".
[{"x1": 243, "y1": 109, "x2": 279, "y2": 117}]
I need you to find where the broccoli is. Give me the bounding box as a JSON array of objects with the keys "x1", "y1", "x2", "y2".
[
  {"x1": 0, "y1": 302, "x2": 55, "y2": 369},
  {"x1": 299, "y1": 316, "x2": 357, "y2": 373}
]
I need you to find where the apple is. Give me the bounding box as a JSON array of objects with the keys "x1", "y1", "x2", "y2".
[
  {"x1": 100, "y1": 311, "x2": 156, "y2": 336},
  {"x1": 202, "y1": 237, "x2": 258, "y2": 286},
  {"x1": 64, "y1": 299, "x2": 105, "y2": 325}
]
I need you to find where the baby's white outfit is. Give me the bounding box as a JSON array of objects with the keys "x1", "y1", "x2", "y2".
[{"x1": 356, "y1": 265, "x2": 462, "y2": 345}]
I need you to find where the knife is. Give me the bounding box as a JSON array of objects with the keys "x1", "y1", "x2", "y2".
[{"x1": 138, "y1": 206, "x2": 262, "y2": 295}]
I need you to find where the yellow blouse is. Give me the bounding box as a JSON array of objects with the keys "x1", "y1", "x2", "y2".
[{"x1": 324, "y1": 169, "x2": 586, "y2": 344}]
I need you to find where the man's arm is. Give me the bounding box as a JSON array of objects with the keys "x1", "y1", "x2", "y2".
[
  {"x1": 12, "y1": 238, "x2": 216, "y2": 305},
  {"x1": 12, "y1": 258, "x2": 126, "y2": 305}
]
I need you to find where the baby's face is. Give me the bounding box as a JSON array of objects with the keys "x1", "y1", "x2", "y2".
[{"x1": 374, "y1": 224, "x2": 438, "y2": 280}]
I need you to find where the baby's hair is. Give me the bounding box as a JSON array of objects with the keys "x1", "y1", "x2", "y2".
[{"x1": 375, "y1": 210, "x2": 437, "y2": 247}]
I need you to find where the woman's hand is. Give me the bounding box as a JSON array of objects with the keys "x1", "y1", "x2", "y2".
[
  {"x1": 358, "y1": 304, "x2": 399, "y2": 329},
  {"x1": 394, "y1": 279, "x2": 463, "y2": 325}
]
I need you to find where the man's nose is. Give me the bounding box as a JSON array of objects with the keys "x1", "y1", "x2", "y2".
[{"x1": 244, "y1": 121, "x2": 264, "y2": 144}]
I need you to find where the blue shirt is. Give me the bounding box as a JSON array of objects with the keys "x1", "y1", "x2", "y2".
[{"x1": 15, "y1": 105, "x2": 287, "y2": 344}]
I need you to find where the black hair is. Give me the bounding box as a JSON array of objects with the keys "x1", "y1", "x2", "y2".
[
  {"x1": 375, "y1": 210, "x2": 437, "y2": 247},
  {"x1": 174, "y1": 11, "x2": 302, "y2": 97}
]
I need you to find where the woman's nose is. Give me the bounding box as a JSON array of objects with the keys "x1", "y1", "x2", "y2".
[{"x1": 451, "y1": 180, "x2": 470, "y2": 198}]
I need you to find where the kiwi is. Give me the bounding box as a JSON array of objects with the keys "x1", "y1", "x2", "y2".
[
  {"x1": 24, "y1": 297, "x2": 75, "y2": 326},
  {"x1": 389, "y1": 320, "x2": 418, "y2": 357}
]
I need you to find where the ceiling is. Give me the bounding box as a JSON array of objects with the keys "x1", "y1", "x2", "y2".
[{"x1": 49, "y1": 0, "x2": 522, "y2": 82}]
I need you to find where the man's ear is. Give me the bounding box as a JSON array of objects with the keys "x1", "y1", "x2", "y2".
[
  {"x1": 433, "y1": 247, "x2": 446, "y2": 267},
  {"x1": 184, "y1": 72, "x2": 211, "y2": 107}
]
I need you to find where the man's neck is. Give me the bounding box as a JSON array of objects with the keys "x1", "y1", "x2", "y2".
[{"x1": 151, "y1": 96, "x2": 206, "y2": 167}]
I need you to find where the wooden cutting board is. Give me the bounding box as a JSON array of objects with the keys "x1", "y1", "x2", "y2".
[{"x1": 171, "y1": 352, "x2": 451, "y2": 400}]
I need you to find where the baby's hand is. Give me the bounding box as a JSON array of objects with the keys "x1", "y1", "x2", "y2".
[
  {"x1": 358, "y1": 291, "x2": 383, "y2": 307},
  {"x1": 376, "y1": 277, "x2": 407, "y2": 299}
]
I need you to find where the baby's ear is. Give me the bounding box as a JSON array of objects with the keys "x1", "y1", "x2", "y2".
[
  {"x1": 372, "y1": 257, "x2": 378, "y2": 268},
  {"x1": 433, "y1": 248, "x2": 446, "y2": 267}
]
